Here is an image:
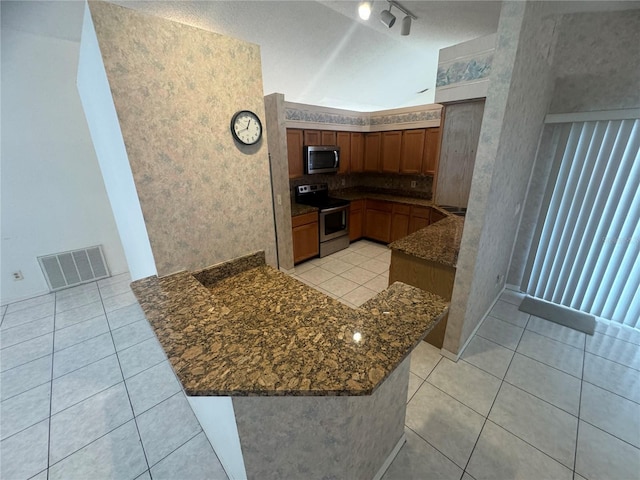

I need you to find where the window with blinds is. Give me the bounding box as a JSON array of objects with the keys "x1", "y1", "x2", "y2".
[{"x1": 523, "y1": 117, "x2": 639, "y2": 330}]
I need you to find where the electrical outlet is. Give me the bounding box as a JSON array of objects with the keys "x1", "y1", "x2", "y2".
[
  {"x1": 496, "y1": 274, "x2": 502, "y2": 284},
  {"x1": 13, "y1": 271, "x2": 24, "y2": 281},
  {"x1": 410, "y1": 181, "x2": 417, "y2": 188},
  {"x1": 341, "y1": 178, "x2": 346, "y2": 187},
  {"x1": 277, "y1": 194, "x2": 282, "y2": 206}
]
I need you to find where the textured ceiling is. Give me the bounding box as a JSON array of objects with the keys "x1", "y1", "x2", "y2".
[{"x1": 2, "y1": 1, "x2": 639, "y2": 111}]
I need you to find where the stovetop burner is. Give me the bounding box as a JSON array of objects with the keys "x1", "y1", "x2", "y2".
[{"x1": 295, "y1": 184, "x2": 350, "y2": 209}]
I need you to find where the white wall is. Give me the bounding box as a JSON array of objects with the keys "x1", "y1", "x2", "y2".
[{"x1": 0, "y1": 25, "x2": 127, "y2": 304}]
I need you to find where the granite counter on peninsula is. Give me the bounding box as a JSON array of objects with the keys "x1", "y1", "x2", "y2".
[
  {"x1": 131, "y1": 251, "x2": 448, "y2": 480},
  {"x1": 388, "y1": 214, "x2": 465, "y2": 349}
]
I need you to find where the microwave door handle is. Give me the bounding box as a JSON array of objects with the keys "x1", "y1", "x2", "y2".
[{"x1": 334, "y1": 151, "x2": 339, "y2": 168}]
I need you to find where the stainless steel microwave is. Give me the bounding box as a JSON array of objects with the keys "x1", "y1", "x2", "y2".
[{"x1": 304, "y1": 146, "x2": 340, "y2": 174}]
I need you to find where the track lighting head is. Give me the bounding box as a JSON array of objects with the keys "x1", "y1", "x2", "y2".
[
  {"x1": 380, "y1": 8, "x2": 396, "y2": 28},
  {"x1": 401, "y1": 15, "x2": 411, "y2": 35}
]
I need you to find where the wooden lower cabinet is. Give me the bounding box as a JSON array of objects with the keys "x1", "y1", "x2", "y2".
[
  {"x1": 389, "y1": 250, "x2": 456, "y2": 348},
  {"x1": 349, "y1": 200, "x2": 364, "y2": 241},
  {"x1": 292, "y1": 212, "x2": 319, "y2": 264},
  {"x1": 364, "y1": 200, "x2": 392, "y2": 243},
  {"x1": 390, "y1": 203, "x2": 410, "y2": 242},
  {"x1": 430, "y1": 208, "x2": 447, "y2": 224},
  {"x1": 408, "y1": 205, "x2": 431, "y2": 234}
]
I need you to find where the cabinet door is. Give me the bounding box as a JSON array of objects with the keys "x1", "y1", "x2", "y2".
[
  {"x1": 363, "y1": 132, "x2": 381, "y2": 172},
  {"x1": 292, "y1": 221, "x2": 319, "y2": 264},
  {"x1": 350, "y1": 133, "x2": 364, "y2": 172},
  {"x1": 430, "y1": 207, "x2": 447, "y2": 224},
  {"x1": 337, "y1": 132, "x2": 351, "y2": 174},
  {"x1": 304, "y1": 130, "x2": 321, "y2": 146},
  {"x1": 364, "y1": 206, "x2": 391, "y2": 243},
  {"x1": 390, "y1": 203, "x2": 410, "y2": 241},
  {"x1": 349, "y1": 200, "x2": 364, "y2": 241},
  {"x1": 321, "y1": 130, "x2": 337, "y2": 145},
  {"x1": 422, "y1": 127, "x2": 442, "y2": 175},
  {"x1": 408, "y1": 205, "x2": 430, "y2": 234},
  {"x1": 286, "y1": 129, "x2": 304, "y2": 179},
  {"x1": 381, "y1": 131, "x2": 402, "y2": 173},
  {"x1": 400, "y1": 129, "x2": 426, "y2": 174}
]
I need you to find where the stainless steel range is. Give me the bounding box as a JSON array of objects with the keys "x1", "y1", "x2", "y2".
[{"x1": 295, "y1": 184, "x2": 350, "y2": 257}]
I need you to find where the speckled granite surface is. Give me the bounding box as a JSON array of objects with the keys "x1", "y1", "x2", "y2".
[
  {"x1": 290, "y1": 201, "x2": 318, "y2": 216},
  {"x1": 388, "y1": 215, "x2": 464, "y2": 267},
  {"x1": 330, "y1": 187, "x2": 435, "y2": 208},
  {"x1": 131, "y1": 257, "x2": 448, "y2": 397}
]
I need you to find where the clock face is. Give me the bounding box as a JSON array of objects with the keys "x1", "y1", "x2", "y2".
[{"x1": 231, "y1": 110, "x2": 262, "y2": 145}]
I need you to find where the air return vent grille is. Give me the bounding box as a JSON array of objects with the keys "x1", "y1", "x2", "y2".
[{"x1": 38, "y1": 245, "x2": 110, "y2": 291}]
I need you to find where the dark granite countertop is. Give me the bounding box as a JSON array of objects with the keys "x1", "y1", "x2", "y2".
[
  {"x1": 131, "y1": 252, "x2": 448, "y2": 397},
  {"x1": 291, "y1": 201, "x2": 318, "y2": 217},
  {"x1": 388, "y1": 215, "x2": 464, "y2": 267},
  {"x1": 330, "y1": 187, "x2": 435, "y2": 209}
]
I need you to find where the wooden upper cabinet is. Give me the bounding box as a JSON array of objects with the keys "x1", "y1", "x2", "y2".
[
  {"x1": 321, "y1": 130, "x2": 337, "y2": 145},
  {"x1": 303, "y1": 130, "x2": 321, "y2": 146},
  {"x1": 350, "y1": 133, "x2": 364, "y2": 172},
  {"x1": 286, "y1": 129, "x2": 304, "y2": 179},
  {"x1": 423, "y1": 127, "x2": 442, "y2": 175},
  {"x1": 400, "y1": 129, "x2": 426, "y2": 174},
  {"x1": 364, "y1": 132, "x2": 381, "y2": 172},
  {"x1": 336, "y1": 132, "x2": 350, "y2": 174},
  {"x1": 381, "y1": 131, "x2": 402, "y2": 173}
]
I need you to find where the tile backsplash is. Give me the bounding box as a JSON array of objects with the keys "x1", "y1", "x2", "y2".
[{"x1": 290, "y1": 173, "x2": 433, "y2": 199}]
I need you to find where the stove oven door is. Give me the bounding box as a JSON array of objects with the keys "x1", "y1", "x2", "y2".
[{"x1": 319, "y1": 205, "x2": 349, "y2": 242}]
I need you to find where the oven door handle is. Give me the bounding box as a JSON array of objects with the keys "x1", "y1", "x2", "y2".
[{"x1": 321, "y1": 205, "x2": 348, "y2": 214}]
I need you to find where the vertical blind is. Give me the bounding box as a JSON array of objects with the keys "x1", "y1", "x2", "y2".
[{"x1": 524, "y1": 118, "x2": 640, "y2": 329}]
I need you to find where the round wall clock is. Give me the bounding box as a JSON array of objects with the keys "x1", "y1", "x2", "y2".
[{"x1": 230, "y1": 110, "x2": 263, "y2": 146}]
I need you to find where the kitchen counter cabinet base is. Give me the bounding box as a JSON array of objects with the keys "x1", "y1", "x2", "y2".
[
  {"x1": 195, "y1": 356, "x2": 408, "y2": 480},
  {"x1": 389, "y1": 250, "x2": 456, "y2": 348}
]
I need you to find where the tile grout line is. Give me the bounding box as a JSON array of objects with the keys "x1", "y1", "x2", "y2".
[
  {"x1": 46, "y1": 290, "x2": 58, "y2": 480},
  {"x1": 97, "y1": 283, "x2": 153, "y2": 477},
  {"x1": 573, "y1": 333, "x2": 587, "y2": 477},
  {"x1": 461, "y1": 313, "x2": 531, "y2": 477}
]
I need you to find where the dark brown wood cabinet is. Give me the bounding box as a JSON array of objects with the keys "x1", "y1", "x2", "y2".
[
  {"x1": 337, "y1": 132, "x2": 351, "y2": 174},
  {"x1": 390, "y1": 203, "x2": 411, "y2": 242},
  {"x1": 287, "y1": 129, "x2": 304, "y2": 179},
  {"x1": 408, "y1": 205, "x2": 431, "y2": 234},
  {"x1": 321, "y1": 130, "x2": 337, "y2": 145},
  {"x1": 350, "y1": 133, "x2": 364, "y2": 173},
  {"x1": 303, "y1": 130, "x2": 321, "y2": 146},
  {"x1": 292, "y1": 212, "x2": 319, "y2": 264},
  {"x1": 363, "y1": 132, "x2": 381, "y2": 172},
  {"x1": 423, "y1": 127, "x2": 442, "y2": 175},
  {"x1": 381, "y1": 131, "x2": 402, "y2": 173},
  {"x1": 400, "y1": 129, "x2": 426, "y2": 174},
  {"x1": 349, "y1": 200, "x2": 365, "y2": 241},
  {"x1": 364, "y1": 199, "x2": 392, "y2": 243},
  {"x1": 430, "y1": 208, "x2": 447, "y2": 224}
]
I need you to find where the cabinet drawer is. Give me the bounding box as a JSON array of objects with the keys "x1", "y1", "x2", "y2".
[
  {"x1": 366, "y1": 199, "x2": 393, "y2": 212},
  {"x1": 392, "y1": 203, "x2": 411, "y2": 215},
  {"x1": 410, "y1": 205, "x2": 430, "y2": 219},
  {"x1": 292, "y1": 211, "x2": 318, "y2": 228}
]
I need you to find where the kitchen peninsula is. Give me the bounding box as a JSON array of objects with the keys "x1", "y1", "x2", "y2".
[{"x1": 131, "y1": 252, "x2": 448, "y2": 479}]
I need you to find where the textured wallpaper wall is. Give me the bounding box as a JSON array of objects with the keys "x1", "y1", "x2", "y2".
[
  {"x1": 88, "y1": 1, "x2": 277, "y2": 276},
  {"x1": 444, "y1": 1, "x2": 557, "y2": 355},
  {"x1": 550, "y1": 9, "x2": 640, "y2": 113}
]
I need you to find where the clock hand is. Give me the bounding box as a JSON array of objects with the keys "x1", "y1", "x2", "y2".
[{"x1": 245, "y1": 118, "x2": 252, "y2": 130}]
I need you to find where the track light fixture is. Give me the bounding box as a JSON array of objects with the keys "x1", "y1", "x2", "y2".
[
  {"x1": 379, "y1": 0, "x2": 417, "y2": 36},
  {"x1": 380, "y1": 6, "x2": 396, "y2": 28}
]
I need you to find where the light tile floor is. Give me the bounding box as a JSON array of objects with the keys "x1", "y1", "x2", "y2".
[{"x1": 1, "y1": 240, "x2": 639, "y2": 479}]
